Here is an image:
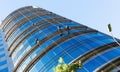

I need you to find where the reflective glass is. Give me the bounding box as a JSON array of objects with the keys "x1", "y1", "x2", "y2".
[
  {"x1": 7, "y1": 14, "x2": 58, "y2": 45},
  {"x1": 0, "y1": 48, "x2": 4, "y2": 52},
  {"x1": 29, "y1": 33, "x2": 115, "y2": 72},
  {"x1": 78, "y1": 47, "x2": 120, "y2": 72},
  {"x1": 0, "y1": 53, "x2": 5, "y2": 58},
  {"x1": 0, "y1": 60, "x2": 7, "y2": 66},
  {"x1": 3, "y1": 7, "x2": 32, "y2": 27},
  {"x1": 12, "y1": 21, "x2": 79, "y2": 62},
  {"x1": 9, "y1": 15, "x2": 59, "y2": 52},
  {"x1": 0, "y1": 68, "x2": 8, "y2": 72}
]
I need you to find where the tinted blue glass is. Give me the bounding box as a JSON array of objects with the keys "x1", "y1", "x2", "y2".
[
  {"x1": 0, "y1": 54, "x2": 5, "y2": 58},
  {"x1": 9, "y1": 26, "x2": 35, "y2": 51},
  {"x1": 0, "y1": 44, "x2": 3, "y2": 46},
  {"x1": 0, "y1": 48, "x2": 4, "y2": 52},
  {"x1": 4, "y1": 6, "x2": 32, "y2": 22},
  {"x1": 9, "y1": 21, "x2": 80, "y2": 52},
  {"x1": 8, "y1": 15, "x2": 59, "y2": 46},
  {"x1": 0, "y1": 67, "x2": 8, "y2": 72},
  {"x1": 13, "y1": 25, "x2": 57, "y2": 64},
  {"x1": 4, "y1": 7, "x2": 33, "y2": 31},
  {"x1": 9, "y1": 16, "x2": 59, "y2": 52},
  {"x1": 78, "y1": 47, "x2": 120, "y2": 72},
  {"x1": 40, "y1": 39, "x2": 114, "y2": 72},
  {"x1": 13, "y1": 25, "x2": 58, "y2": 65},
  {"x1": 14, "y1": 41, "x2": 29, "y2": 60},
  {"x1": 12, "y1": 21, "x2": 79, "y2": 62},
  {"x1": 17, "y1": 24, "x2": 87, "y2": 71},
  {"x1": 4, "y1": 10, "x2": 36, "y2": 34},
  {"x1": 0, "y1": 60, "x2": 7, "y2": 66},
  {"x1": 29, "y1": 33, "x2": 114, "y2": 72}
]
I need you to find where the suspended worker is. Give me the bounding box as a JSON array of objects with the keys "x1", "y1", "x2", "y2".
[
  {"x1": 66, "y1": 25, "x2": 71, "y2": 34},
  {"x1": 58, "y1": 26, "x2": 63, "y2": 36}
]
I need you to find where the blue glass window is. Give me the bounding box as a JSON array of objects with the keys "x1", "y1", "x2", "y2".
[
  {"x1": 29, "y1": 33, "x2": 115, "y2": 72},
  {"x1": 79, "y1": 47, "x2": 120, "y2": 72},
  {"x1": 0, "y1": 44, "x2": 3, "y2": 47},
  {"x1": 0, "y1": 67, "x2": 8, "y2": 72},
  {"x1": 0, "y1": 60, "x2": 7, "y2": 66},
  {"x1": 4, "y1": 10, "x2": 35, "y2": 34},
  {"x1": 8, "y1": 15, "x2": 58, "y2": 46},
  {"x1": 13, "y1": 22, "x2": 85, "y2": 67},
  {"x1": 0, "y1": 54, "x2": 5, "y2": 58},
  {"x1": 4, "y1": 7, "x2": 33, "y2": 32},
  {"x1": 0, "y1": 48, "x2": 4, "y2": 52}
]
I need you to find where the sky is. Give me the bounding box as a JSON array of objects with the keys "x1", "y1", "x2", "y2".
[{"x1": 0, "y1": 0, "x2": 120, "y2": 38}]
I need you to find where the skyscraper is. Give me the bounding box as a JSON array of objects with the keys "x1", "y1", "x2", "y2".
[
  {"x1": 1, "y1": 6, "x2": 120, "y2": 72},
  {"x1": 0, "y1": 29, "x2": 13, "y2": 72}
]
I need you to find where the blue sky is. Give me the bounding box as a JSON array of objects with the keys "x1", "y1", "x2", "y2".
[{"x1": 0, "y1": 0, "x2": 120, "y2": 38}]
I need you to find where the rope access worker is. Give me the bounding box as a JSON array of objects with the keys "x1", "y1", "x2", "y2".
[
  {"x1": 66, "y1": 25, "x2": 71, "y2": 34},
  {"x1": 58, "y1": 26, "x2": 63, "y2": 36}
]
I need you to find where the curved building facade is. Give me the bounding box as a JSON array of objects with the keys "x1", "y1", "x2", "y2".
[{"x1": 1, "y1": 6, "x2": 120, "y2": 72}]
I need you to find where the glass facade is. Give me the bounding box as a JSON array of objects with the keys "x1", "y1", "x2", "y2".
[
  {"x1": 0, "y1": 30, "x2": 13, "y2": 72},
  {"x1": 1, "y1": 6, "x2": 120, "y2": 72}
]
